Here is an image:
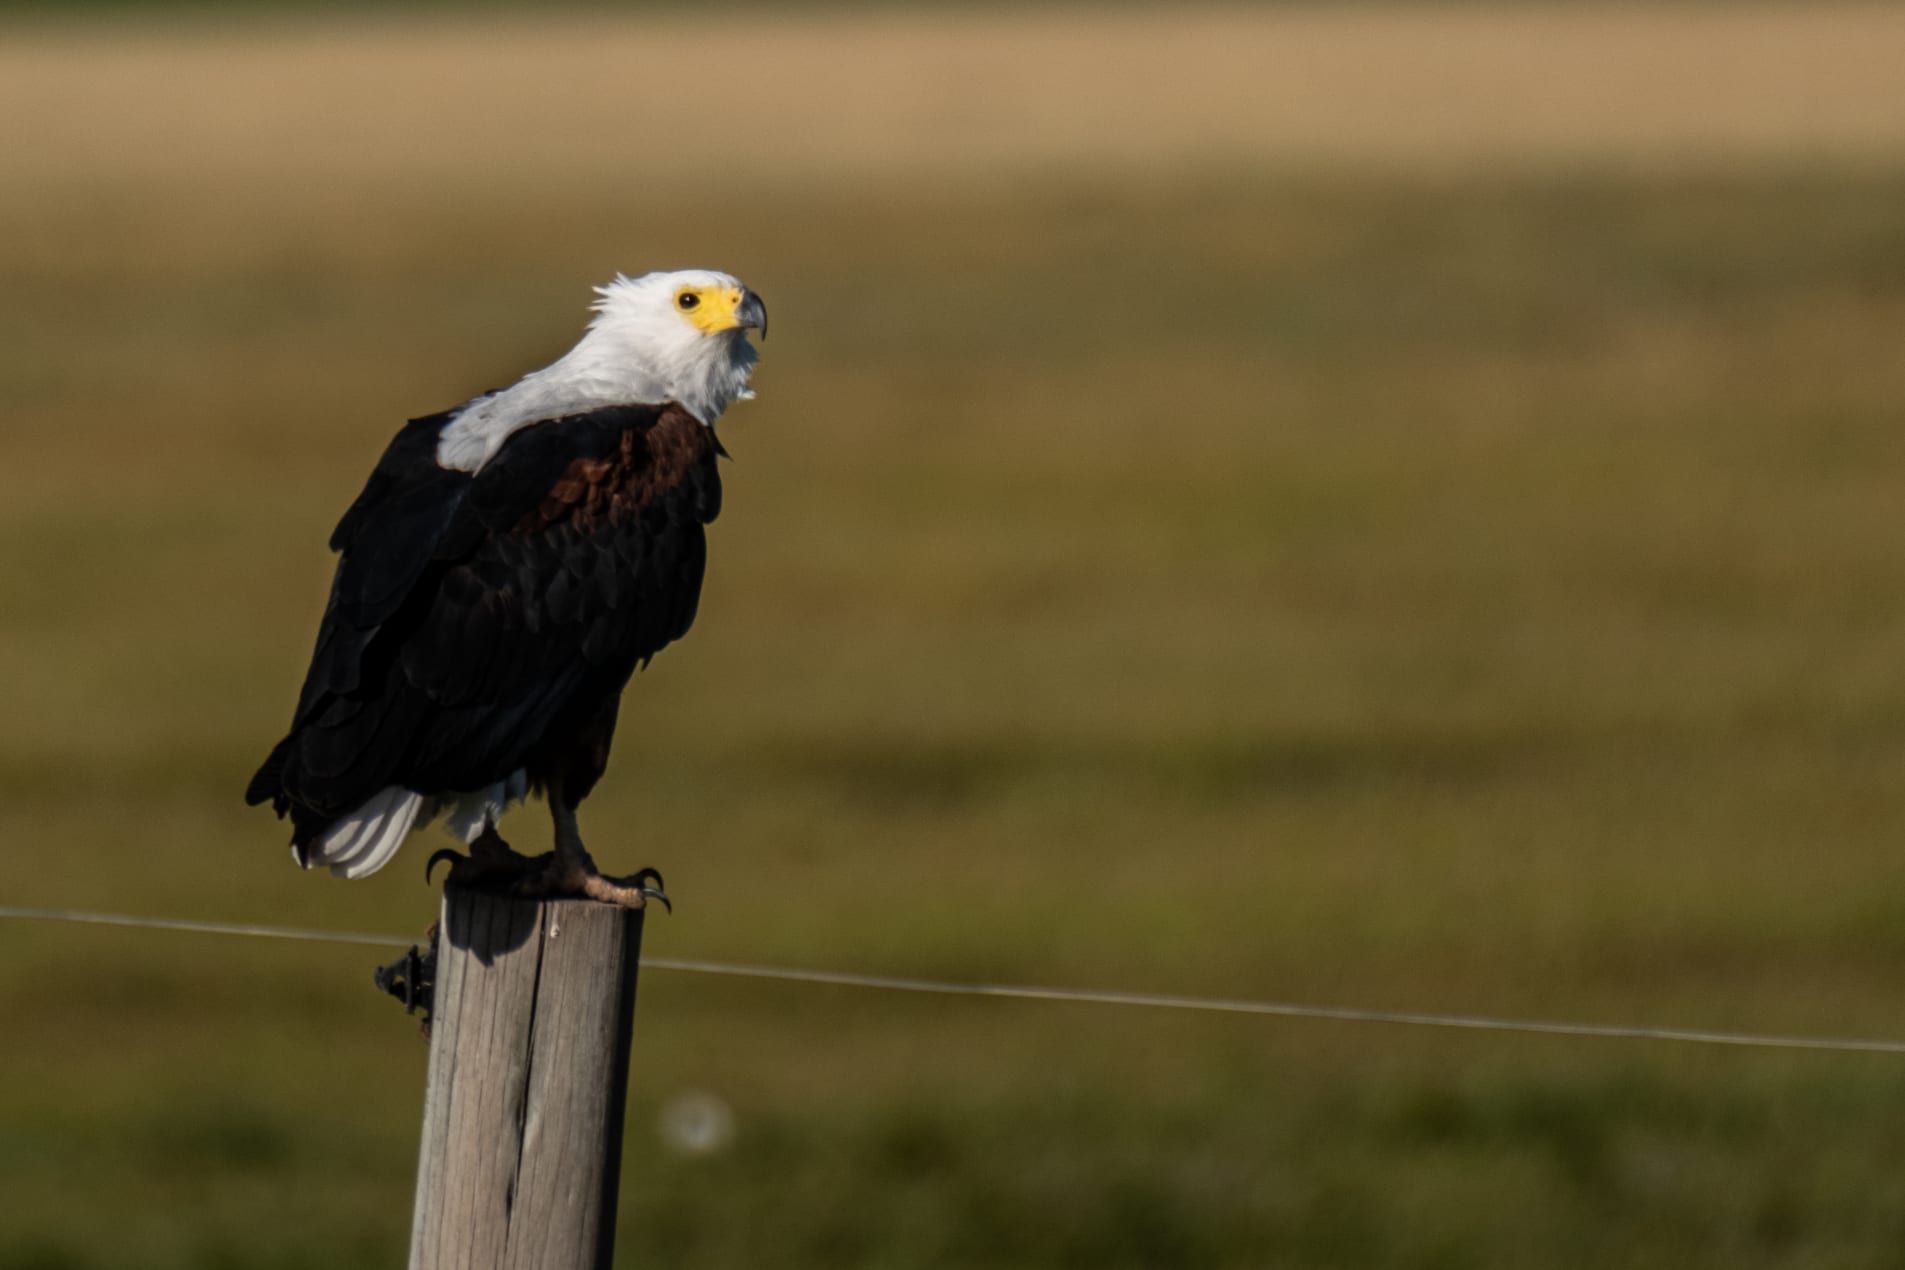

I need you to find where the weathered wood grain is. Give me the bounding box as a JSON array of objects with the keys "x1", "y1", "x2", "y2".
[{"x1": 408, "y1": 890, "x2": 644, "y2": 1270}]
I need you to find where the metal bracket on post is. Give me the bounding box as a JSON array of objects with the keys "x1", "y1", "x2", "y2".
[{"x1": 376, "y1": 927, "x2": 440, "y2": 1033}]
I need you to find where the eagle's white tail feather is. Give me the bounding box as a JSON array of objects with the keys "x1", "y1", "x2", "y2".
[{"x1": 310, "y1": 786, "x2": 424, "y2": 880}]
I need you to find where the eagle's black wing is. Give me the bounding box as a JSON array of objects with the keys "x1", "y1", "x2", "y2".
[{"x1": 246, "y1": 402, "x2": 722, "y2": 854}]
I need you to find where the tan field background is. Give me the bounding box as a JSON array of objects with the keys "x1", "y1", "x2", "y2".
[
  {"x1": 4, "y1": 4, "x2": 1905, "y2": 1269},
  {"x1": 5, "y1": 4, "x2": 1905, "y2": 194}
]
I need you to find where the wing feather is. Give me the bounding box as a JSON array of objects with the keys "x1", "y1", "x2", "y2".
[{"x1": 249, "y1": 402, "x2": 723, "y2": 853}]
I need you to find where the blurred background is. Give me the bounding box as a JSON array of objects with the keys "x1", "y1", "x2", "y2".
[{"x1": 4, "y1": 2, "x2": 1905, "y2": 1266}]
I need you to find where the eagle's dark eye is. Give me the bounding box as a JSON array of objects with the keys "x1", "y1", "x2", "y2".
[{"x1": 678, "y1": 292, "x2": 700, "y2": 311}]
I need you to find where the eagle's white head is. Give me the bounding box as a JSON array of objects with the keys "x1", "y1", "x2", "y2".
[
  {"x1": 585, "y1": 270, "x2": 766, "y2": 419},
  {"x1": 436, "y1": 269, "x2": 767, "y2": 473}
]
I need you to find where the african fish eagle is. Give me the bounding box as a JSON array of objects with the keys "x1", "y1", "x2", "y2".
[{"x1": 246, "y1": 270, "x2": 766, "y2": 906}]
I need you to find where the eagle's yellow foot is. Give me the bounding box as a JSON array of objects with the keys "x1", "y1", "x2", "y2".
[
  {"x1": 514, "y1": 852, "x2": 671, "y2": 911},
  {"x1": 425, "y1": 825, "x2": 547, "y2": 890}
]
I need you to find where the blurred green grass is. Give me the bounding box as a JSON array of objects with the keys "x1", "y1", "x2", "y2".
[{"x1": 6, "y1": 162, "x2": 1905, "y2": 1267}]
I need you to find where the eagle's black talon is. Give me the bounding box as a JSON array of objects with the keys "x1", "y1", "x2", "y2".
[
  {"x1": 611, "y1": 866, "x2": 671, "y2": 912},
  {"x1": 424, "y1": 847, "x2": 465, "y2": 884}
]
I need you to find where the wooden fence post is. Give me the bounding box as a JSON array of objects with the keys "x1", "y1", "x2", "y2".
[{"x1": 407, "y1": 888, "x2": 645, "y2": 1270}]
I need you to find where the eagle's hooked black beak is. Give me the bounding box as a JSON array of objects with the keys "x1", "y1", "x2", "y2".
[{"x1": 737, "y1": 290, "x2": 768, "y2": 340}]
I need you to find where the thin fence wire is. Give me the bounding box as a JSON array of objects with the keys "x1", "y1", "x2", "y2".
[{"x1": 2, "y1": 904, "x2": 1902, "y2": 1056}]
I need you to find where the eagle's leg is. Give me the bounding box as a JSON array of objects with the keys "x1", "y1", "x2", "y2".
[
  {"x1": 515, "y1": 796, "x2": 669, "y2": 910},
  {"x1": 425, "y1": 822, "x2": 545, "y2": 889}
]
